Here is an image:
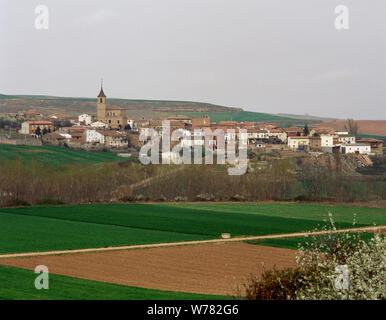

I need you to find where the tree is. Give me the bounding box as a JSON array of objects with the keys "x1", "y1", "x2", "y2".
[
  {"x1": 344, "y1": 119, "x2": 359, "y2": 136},
  {"x1": 303, "y1": 124, "x2": 310, "y2": 136},
  {"x1": 42, "y1": 128, "x2": 48, "y2": 135}
]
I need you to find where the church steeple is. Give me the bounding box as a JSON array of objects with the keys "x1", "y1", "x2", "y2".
[
  {"x1": 97, "y1": 79, "x2": 106, "y2": 121},
  {"x1": 98, "y1": 79, "x2": 106, "y2": 98}
]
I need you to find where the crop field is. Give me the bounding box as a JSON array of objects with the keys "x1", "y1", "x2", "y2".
[
  {"x1": 0, "y1": 242, "x2": 297, "y2": 296},
  {"x1": 0, "y1": 265, "x2": 227, "y2": 300},
  {"x1": 246, "y1": 232, "x2": 380, "y2": 250},
  {"x1": 0, "y1": 203, "x2": 385, "y2": 254},
  {"x1": 0, "y1": 144, "x2": 121, "y2": 166}
]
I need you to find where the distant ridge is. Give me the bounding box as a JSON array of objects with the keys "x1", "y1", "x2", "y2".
[{"x1": 0, "y1": 93, "x2": 310, "y2": 124}]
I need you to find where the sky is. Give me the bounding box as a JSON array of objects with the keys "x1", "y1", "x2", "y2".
[{"x1": 0, "y1": 0, "x2": 385, "y2": 119}]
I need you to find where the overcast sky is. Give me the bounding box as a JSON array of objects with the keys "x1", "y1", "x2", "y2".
[{"x1": 0, "y1": 0, "x2": 385, "y2": 119}]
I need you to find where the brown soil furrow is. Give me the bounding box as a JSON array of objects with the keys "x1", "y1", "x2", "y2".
[{"x1": 0, "y1": 242, "x2": 297, "y2": 296}]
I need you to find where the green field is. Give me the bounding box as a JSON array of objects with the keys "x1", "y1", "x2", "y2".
[
  {"x1": 246, "y1": 232, "x2": 379, "y2": 250},
  {"x1": 0, "y1": 144, "x2": 121, "y2": 166},
  {"x1": 165, "y1": 110, "x2": 293, "y2": 123},
  {"x1": 0, "y1": 203, "x2": 385, "y2": 254},
  {"x1": 0, "y1": 265, "x2": 228, "y2": 300}
]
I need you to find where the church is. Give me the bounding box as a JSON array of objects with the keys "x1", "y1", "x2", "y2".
[{"x1": 96, "y1": 84, "x2": 127, "y2": 129}]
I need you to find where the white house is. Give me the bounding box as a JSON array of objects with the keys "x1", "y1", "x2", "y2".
[
  {"x1": 340, "y1": 144, "x2": 371, "y2": 155},
  {"x1": 321, "y1": 135, "x2": 334, "y2": 147},
  {"x1": 84, "y1": 129, "x2": 105, "y2": 144},
  {"x1": 268, "y1": 128, "x2": 287, "y2": 143},
  {"x1": 337, "y1": 134, "x2": 356, "y2": 144},
  {"x1": 90, "y1": 121, "x2": 108, "y2": 129},
  {"x1": 127, "y1": 118, "x2": 135, "y2": 129},
  {"x1": 288, "y1": 136, "x2": 310, "y2": 149},
  {"x1": 79, "y1": 114, "x2": 93, "y2": 126}
]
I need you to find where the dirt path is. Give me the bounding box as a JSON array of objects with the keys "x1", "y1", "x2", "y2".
[{"x1": 0, "y1": 225, "x2": 384, "y2": 259}]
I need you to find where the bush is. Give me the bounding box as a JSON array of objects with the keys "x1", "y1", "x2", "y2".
[
  {"x1": 174, "y1": 196, "x2": 187, "y2": 202},
  {"x1": 196, "y1": 193, "x2": 215, "y2": 201},
  {"x1": 229, "y1": 194, "x2": 245, "y2": 201},
  {"x1": 36, "y1": 198, "x2": 65, "y2": 206},
  {"x1": 293, "y1": 195, "x2": 309, "y2": 202},
  {"x1": 156, "y1": 195, "x2": 167, "y2": 202},
  {"x1": 120, "y1": 195, "x2": 135, "y2": 202},
  {"x1": 245, "y1": 267, "x2": 312, "y2": 300},
  {"x1": 295, "y1": 213, "x2": 386, "y2": 300},
  {"x1": 6, "y1": 198, "x2": 31, "y2": 207}
]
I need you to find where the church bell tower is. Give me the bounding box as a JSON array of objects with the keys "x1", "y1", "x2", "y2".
[{"x1": 97, "y1": 80, "x2": 106, "y2": 121}]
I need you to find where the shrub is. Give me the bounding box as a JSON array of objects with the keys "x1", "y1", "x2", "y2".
[
  {"x1": 196, "y1": 193, "x2": 215, "y2": 201},
  {"x1": 36, "y1": 198, "x2": 65, "y2": 206},
  {"x1": 295, "y1": 213, "x2": 386, "y2": 300},
  {"x1": 174, "y1": 196, "x2": 187, "y2": 202},
  {"x1": 229, "y1": 194, "x2": 245, "y2": 201},
  {"x1": 120, "y1": 195, "x2": 135, "y2": 202},
  {"x1": 156, "y1": 195, "x2": 167, "y2": 202},
  {"x1": 6, "y1": 198, "x2": 31, "y2": 207},
  {"x1": 245, "y1": 266, "x2": 313, "y2": 300}
]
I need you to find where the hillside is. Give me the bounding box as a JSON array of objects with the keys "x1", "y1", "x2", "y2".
[
  {"x1": 0, "y1": 144, "x2": 122, "y2": 167},
  {"x1": 316, "y1": 120, "x2": 386, "y2": 137},
  {"x1": 0, "y1": 93, "x2": 305, "y2": 123}
]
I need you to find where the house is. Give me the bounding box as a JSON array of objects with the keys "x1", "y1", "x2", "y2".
[
  {"x1": 268, "y1": 128, "x2": 287, "y2": 143},
  {"x1": 42, "y1": 132, "x2": 67, "y2": 145},
  {"x1": 340, "y1": 144, "x2": 371, "y2": 155},
  {"x1": 126, "y1": 118, "x2": 135, "y2": 129},
  {"x1": 337, "y1": 134, "x2": 356, "y2": 144},
  {"x1": 309, "y1": 136, "x2": 322, "y2": 150},
  {"x1": 287, "y1": 136, "x2": 310, "y2": 151},
  {"x1": 19, "y1": 121, "x2": 55, "y2": 135},
  {"x1": 283, "y1": 127, "x2": 303, "y2": 136},
  {"x1": 101, "y1": 131, "x2": 128, "y2": 148},
  {"x1": 357, "y1": 138, "x2": 383, "y2": 154},
  {"x1": 90, "y1": 121, "x2": 108, "y2": 129},
  {"x1": 84, "y1": 129, "x2": 105, "y2": 144},
  {"x1": 78, "y1": 114, "x2": 93, "y2": 126},
  {"x1": 321, "y1": 135, "x2": 334, "y2": 147}
]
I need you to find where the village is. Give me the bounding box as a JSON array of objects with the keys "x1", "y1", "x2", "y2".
[{"x1": 0, "y1": 86, "x2": 383, "y2": 161}]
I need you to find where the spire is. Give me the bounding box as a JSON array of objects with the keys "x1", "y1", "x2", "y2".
[{"x1": 98, "y1": 78, "x2": 106, "y2": 98}]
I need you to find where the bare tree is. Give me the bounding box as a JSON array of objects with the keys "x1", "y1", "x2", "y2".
[{"x1": 344, "y1": 119, "x2": 359, "y2": 136}]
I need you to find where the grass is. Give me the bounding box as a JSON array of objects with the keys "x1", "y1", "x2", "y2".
[
  {"x1": 0, "y1": 212, "x2": 210, "y2": 254},
  {"x1": 1, "y1": 203, "x2": 385, "y2": 254},
  {"x1": 246, "y1": 232, "x2": 379, "y2": 250},
  {"x1": 0, "y1": 265, "x2": 228, "y2": 300},
  {"x1": 0, "y1": 144, "x2": 121, "y2": 167}
]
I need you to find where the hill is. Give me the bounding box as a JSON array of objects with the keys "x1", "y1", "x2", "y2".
[
  {"x1": 0, "y1": 93, "x2": 305, "y2": 123},
  {"x1": 316, "y1": 120, "x2": 386, "y2": 137}
]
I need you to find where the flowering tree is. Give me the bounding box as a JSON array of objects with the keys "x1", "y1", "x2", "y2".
[{"x1": 295, "y1": 213, "x2": 385, "y2": 300}]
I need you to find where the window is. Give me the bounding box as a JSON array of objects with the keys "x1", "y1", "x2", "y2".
[
  {"x1": 109, "y1": 120, "x2": 111, "y2": 124},
  {"x1": 100, "y1": 98, "x2": 103, "y2": 103}
]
